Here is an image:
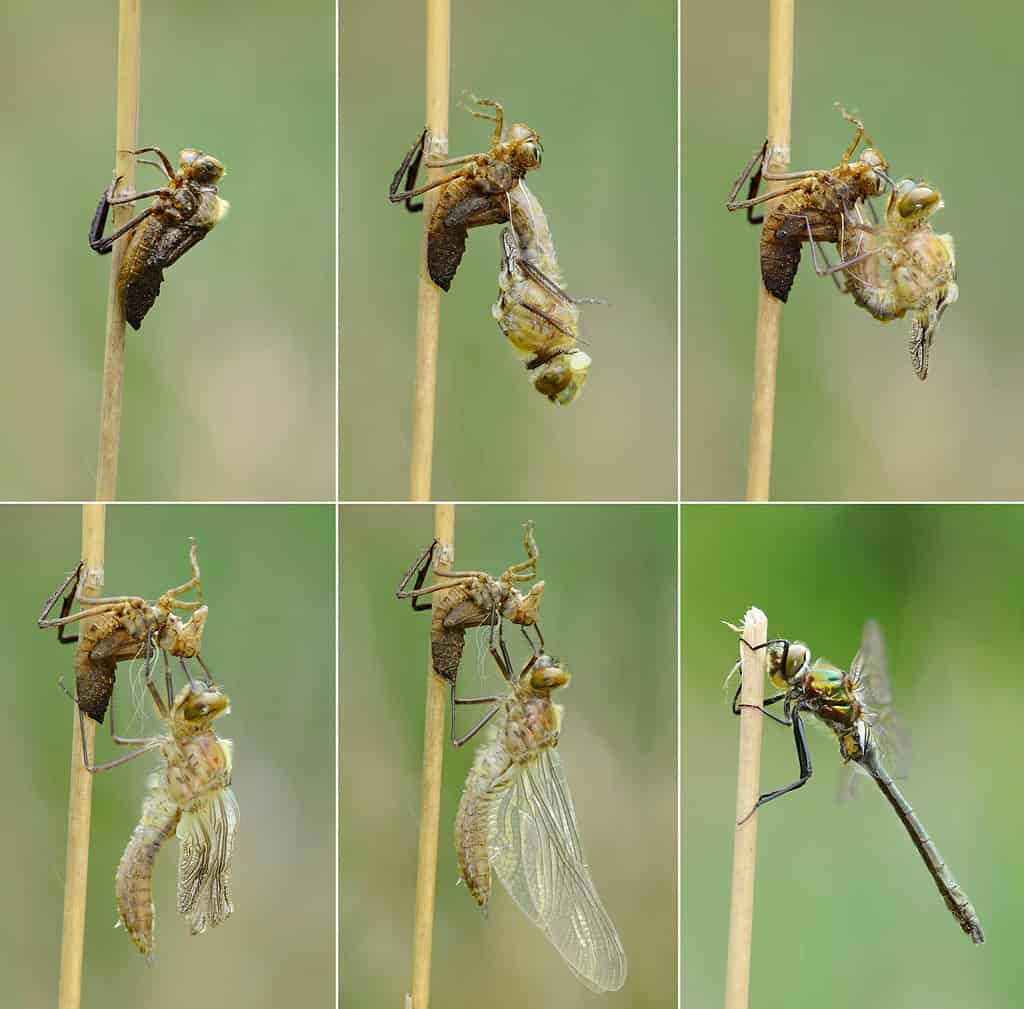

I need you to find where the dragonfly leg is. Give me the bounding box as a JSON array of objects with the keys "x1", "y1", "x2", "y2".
[
  {"x1": 387, "y1": 161, "x2": 477, "y2": 205},
  {"x1": 521, "y1": 622, "x2": 544, "y2": 655},
  {"x1": 731, "y1": 683, "x2": 788, "y2": 721},
  {"x1": 395, "y1": 539, "x2": 439, "y2": 611},
  {"x1": 108, "y1": 692, "x2": 156, "y2": 747},
  {"x1": 126, "y1": 146, "x2": 175, "y2": 179},
  {"x1": 159, "y1": 539, "x2": 204, "y2": 609},
  {"x1": 503, "y1": 520, "x2": 540, "y2": 580},
  {"x1": 738, "y1": 707, "x2": 813, "y2": 824},
  {"x1": 450, "y1": 681, "x2": 504, "y2": 747},
  {"x1": 487, "y1": 613, "x2": 516, "y2": 684},
  {"x1": 795, "y1": 213, "x2": 880, "y2": 279},
  {"x1": 38, "y1": 561, "x2": 85, "y2": 644},
  {"x1": 725, "y1": 141, "x2": 769, "y2": 224}
]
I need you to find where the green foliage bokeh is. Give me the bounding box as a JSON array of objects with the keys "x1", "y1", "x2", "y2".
[
  {"x1": 683, "y1": 505, "x2": 1024, "y2": 1008},
  {"x1": 341, "y1": 0, "x2": 677, "y2": 501},
  {"x1": 684, "y1": 0, "x2": 1024, "y2": 500},
  {"x1": 6, "y1": 505, "x2": 335, "y2": 1007},
  {"x1": 4, "y1": 0, "x2": 334, "y2": 500},
  {"x1": 340, "y1": 504, "x2": 677, "y2": 1007}
]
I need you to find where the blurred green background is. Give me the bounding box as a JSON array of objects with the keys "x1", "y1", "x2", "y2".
[
  {"x1": 684, "y1": 2, "x2": 1022, "y2": 500},
  {"x1": 683, "y1": 505, "x2": 1024, "y2": 1007},
  {"x1": 340, "y1": 505, "x2": 676, "y2": 1006},
  {"x1": 5, "y1": 505, "x2": 334, "y2": 1007},
  {"x1": 4, "y1": 1, "x2": 333, "y2": 500},
  {"x1": 340, "y1": 1, "x2": 677, "y2": 501}
]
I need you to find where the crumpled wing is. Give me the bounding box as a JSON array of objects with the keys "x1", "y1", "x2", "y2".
[
  {"x1": 486, "y1": 749, "x2": 627, "y2": 992},
  {"x1": 176, "y1": 785, "x2": 239, "y2": 933}
]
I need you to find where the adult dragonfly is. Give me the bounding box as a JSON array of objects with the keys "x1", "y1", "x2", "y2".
[{"x1": 729, "y1": 619, "x2": 984, "y2": 944}]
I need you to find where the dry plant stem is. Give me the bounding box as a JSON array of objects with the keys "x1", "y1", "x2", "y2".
[
  {"x1": 408, "y1": 0, "x2": 451, "y2": 501},
  {"x1": 409, "y1": 504, "x2": 455, "y2": 1009},
  {"x1": 724, "y1": 607, "x2": 768, "y2": 1009},
  {"x1": 58, "y1": 505, "x2": 107, "y2": 1009},
  {"x1": 60, "y1": 2, "x2": 139, "y2": 1000},
  {"x1": 745, "y1": 0, "x2": 794, "y2": 502},
  {"x1": 95, "y1": 0, "x2": 142, "y2": 501}
]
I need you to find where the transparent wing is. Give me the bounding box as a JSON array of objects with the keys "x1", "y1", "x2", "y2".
[
  {"x1": 839, "y1": 620, "x2": 910, "y2": 799},
  {"x1": 176, "y1": 785, "x2": 239, "y2": 933},
  {"x1": 486, "y1": 748, "x2": 627, "y2": 992}
]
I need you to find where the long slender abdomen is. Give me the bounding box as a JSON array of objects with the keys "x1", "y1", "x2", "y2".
[
  {"x1": 862, "y1": 747, "x2": 984, "y2": 943},
  {"x1": 116, "y1": 782, "x2": 181, "y2": 959},
  {"x1": 455, "y1": 722, "x2": 512, "y2": 910}
]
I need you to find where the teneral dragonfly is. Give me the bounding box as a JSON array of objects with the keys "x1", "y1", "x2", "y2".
[
  {"x1": 830, "y1": 179, "x2": 957, "y2": 379},
  {"x1": 89, "y1": 670, "x2": 238, "y2": 959},
  {"x1": 492, "y1": 182, "x2": 599, "y2": 405},
  {"x1": 455, "y1": 648, "x2": 627, "y2": 991},
  {"x1": 730, "y1": 619, "x2": 984, "y2": 944}
]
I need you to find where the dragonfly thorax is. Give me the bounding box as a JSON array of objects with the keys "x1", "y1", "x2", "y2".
[{"x1": 837, "y1": 721, "x2": 870, "y2": 763}]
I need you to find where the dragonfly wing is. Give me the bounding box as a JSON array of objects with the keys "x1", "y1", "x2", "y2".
[
  {"x1": 841, "y1": 620, "x2": 910, "y2": 798},
  {"x1": 176, "y1": 785, "x2": 239, "y2": 933},
  {"x1": 486, "y1": 749, "x2": 627, "y2": 992}
]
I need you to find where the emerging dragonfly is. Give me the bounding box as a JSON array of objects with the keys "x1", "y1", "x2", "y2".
[
  {"x1": 396, "y1": 522, "x2": 545, "y2": 744},
  {"x1": 726, "y1": 107, "x2": 891, "y2": 302},
  {"x1": 455, "y1": 646, "x2": 627, "y2": 992},
  {"x1": 97, "y1": 669, "x2": 238, "y2": 959},
  {"x1": 389, "y1": 97, "x2": 542, "y2": 291},
  {"x1": 89, "y1": 146, "x2": 229, "y2": 329},
  {"x1": 492, "y1": 182, "x2": 600, "y2": 404},
  {"x1": 37, "y1": 540, "x2": 211, "y2": 724},
  {"x1": 729, "y1": 620, "x2": 984, "y2": 944},
  {"x1": 800, "y1": 178, "x2": 958, "y2": 380}
]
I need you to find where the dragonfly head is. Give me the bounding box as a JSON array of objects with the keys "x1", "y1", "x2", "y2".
[
  {"x1": 180, "y1": 149, "x2": 226, "y2": 186},
  {"x1": 521, "y1": 654, "x2": 569, "y2": 693},
  {"x1": 855, "y1": 148, "x2": 889, "y2": 196},
  {"x1": 173, "y1": 681, "x2": 231, "y2": 728},
  {"x1": 531, "y1": 349, "x2": 591, "y2": 406},
  {"x1": 506, "y1": 124, "x2": 542, "y2": 174},
  {"x1": 890, "y1": 179, "x2": 943, "y2": 224},
  {"x1": 764, "y1": 639, "x2": 809, "y2": 687},
  {"x1": 160, "y1": 604, "x2": 208, "y2": 656},
  {"x1": 508, "y1": 580, "x2": 544, "y2": 625}
]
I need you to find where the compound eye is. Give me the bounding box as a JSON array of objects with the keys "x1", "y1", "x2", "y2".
[
  {"x1": 898, "y1": 185, "x2": 939, "y2": 217},
  {"x1": 785, "y1": 643, "x2": 809, "y2": 677}
]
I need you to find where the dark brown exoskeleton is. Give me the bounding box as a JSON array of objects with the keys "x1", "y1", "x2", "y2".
[
  {"x1": 725, "y1": 110, "x2": 891, "y2": 302},
  {"x1": 37, "y1": 540, "x2": 211, "y2": 724},
  {"x1": 395, "y1": 521, "x2": 545, "y2": 744},
  {"x1": 388, "y1": 97, "x2": 542, "y2": 291},
  {"x1": 89, "y1": 147, "x2": 229, "y2": 329}
]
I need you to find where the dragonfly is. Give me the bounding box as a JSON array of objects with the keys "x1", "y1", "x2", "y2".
[
  {"x1": 78, "y1": 651, "x2": 238, "y2": 959},
  {"x1": 726, "y1": 107, "x2": 892, "y2": 302},
  {"x1": 89, "y1": 146, "x2": 229, "y2": 329},
  {"x1": 388, "y1": 97, "x2": 542, "y2": 291},
  {"x1": 395, "y1": 521, "x2": 545, "y2": 744},
  {"x1": 492, "y1": 181, "x2": 601, "y2": 405},
  {"x1": 37, "y1": 539, "x2": 211, "y2": 723},
  {"x1": 799, "y1": 177, "x2": 958, "y2": 379},
  {"x1": 455, "y1": 645, "x2": 627, "y2": 992},
  {"x1": 729, "y1": 620, "x2": 984, "y2": 943}
]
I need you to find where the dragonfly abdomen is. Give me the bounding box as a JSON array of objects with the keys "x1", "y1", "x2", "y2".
[
  {"x1": 862, "y1": 745, "x2": 985, "y2": 944},
  {"x1": 116, "y1": 777, "x2": 182, "y2": 959},
  {"x1": 455, "y1": 724, "x2": 514, "y2": 909}
]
